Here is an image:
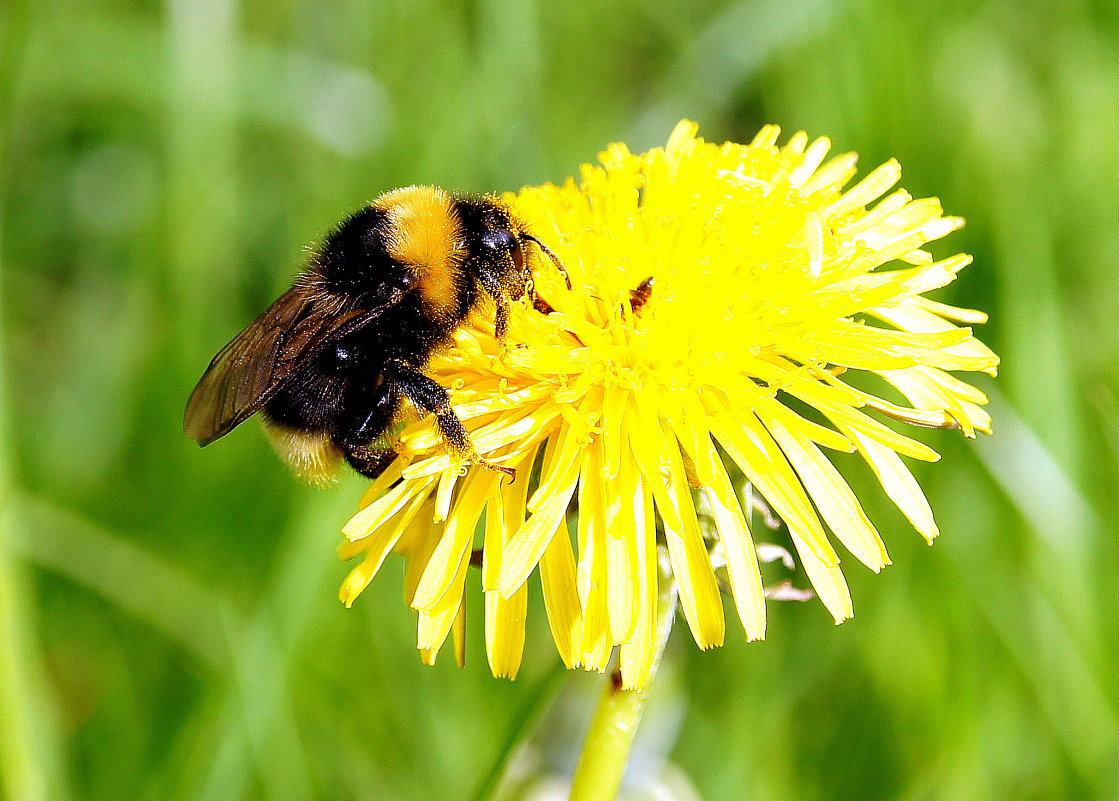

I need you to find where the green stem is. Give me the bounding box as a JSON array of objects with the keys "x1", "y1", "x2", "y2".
[{"x1": 568, "y1": 589, "x2": 677, "y2": 801}]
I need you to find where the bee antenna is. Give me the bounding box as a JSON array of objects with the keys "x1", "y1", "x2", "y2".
[{"x1": 523, "y1": 234, "x2": 572, "y2": 291}]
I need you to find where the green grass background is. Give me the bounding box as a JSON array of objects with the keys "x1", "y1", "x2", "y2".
[{"x1": 2, "y1": 0, "x2": 1118, "y2": 798}]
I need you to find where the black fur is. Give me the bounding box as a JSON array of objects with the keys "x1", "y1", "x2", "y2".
[{"x1": 261, "y1": 194, "x2": 532, "y2": 478}]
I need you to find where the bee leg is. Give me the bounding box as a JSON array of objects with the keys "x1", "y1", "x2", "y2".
[
  {"x1": 338, "y1": 379, "x2": 400, "y2": 478},
  {"x1": 474, "y1": 268, "x2": 512, "y2": 341},
  {"x1": 344, "y1": 448, "x2": 398, "y2": 479},
  {"x1": 493, "y1": 297, "x2": 510, "y2": 342},
  {"x1": 387, "y1": 359, "x2": 515, "y2": 480},
  {"x1": 348, "y1": 378, "x2": 398, "y2": 441}
]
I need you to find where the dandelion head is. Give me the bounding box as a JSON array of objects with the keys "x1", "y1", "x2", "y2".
[{"x1": 339, "y1": 121, "x2": 998, "y2": 690}]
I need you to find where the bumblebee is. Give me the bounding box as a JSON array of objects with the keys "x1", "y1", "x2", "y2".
[{"x1": 184, "y1": 185, "x2": 569, "y2": 480}]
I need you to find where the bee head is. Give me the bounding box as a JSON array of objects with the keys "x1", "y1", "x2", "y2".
[
  {"x1": 468, "y1": 200, "x2": 571, "y2": 304},
  {"x1": 479, "y1": 226, "x2": 529, "y2": 298}
]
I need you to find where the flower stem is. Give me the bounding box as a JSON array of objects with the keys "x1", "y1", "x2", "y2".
[{"x1": 568, "y1": 588, "x2": 677, "y2": 801}]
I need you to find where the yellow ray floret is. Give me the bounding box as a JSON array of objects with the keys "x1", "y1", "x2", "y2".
[{"x1": 339, "y1": 120, "x2": 998, "y2": 690}]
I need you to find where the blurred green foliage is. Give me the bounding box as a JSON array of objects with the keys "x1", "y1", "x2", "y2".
[{"x1": 2, "y1": 0, "x2": 1119, "y2": 799}]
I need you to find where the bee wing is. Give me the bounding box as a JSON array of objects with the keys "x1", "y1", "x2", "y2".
[{"x1": 184, "y1": 284, "x2": 395, "y2": 446}]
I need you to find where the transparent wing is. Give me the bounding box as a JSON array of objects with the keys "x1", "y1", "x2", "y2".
[{"x1": 184, "y1": 283, "x2": 397, "y2": 445}]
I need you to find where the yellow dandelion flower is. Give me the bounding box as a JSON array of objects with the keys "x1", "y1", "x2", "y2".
[{"x1": 339, "y1": 121, "x2": 998, "y2": 690}]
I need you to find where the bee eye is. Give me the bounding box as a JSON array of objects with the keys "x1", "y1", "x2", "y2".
[
  {"x1": 481, "y1": 229, "x2": 524, "y2": 271},
  {"x1": 483, "y1": 229, "x2": 517, "y2": 254}
]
